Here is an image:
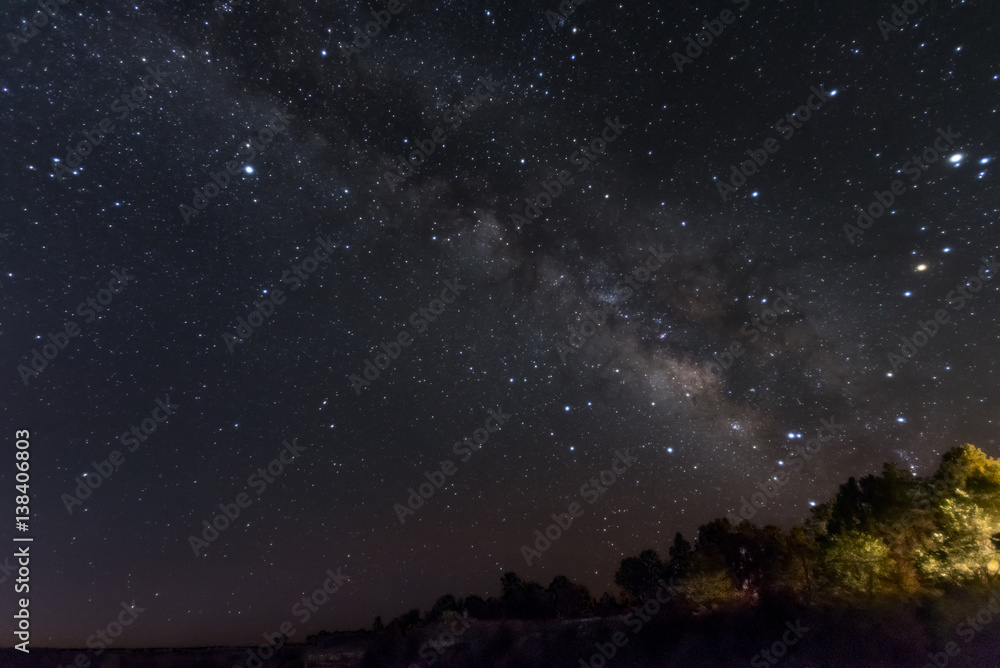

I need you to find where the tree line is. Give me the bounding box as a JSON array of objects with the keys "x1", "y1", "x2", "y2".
[{"x1": 363, "y1": 444, "x2": 1000, "y2": 634}]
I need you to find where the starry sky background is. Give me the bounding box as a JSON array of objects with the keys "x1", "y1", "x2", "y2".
[{"x1": 2, "y1": 0, "x2": 999, "y2": 649}]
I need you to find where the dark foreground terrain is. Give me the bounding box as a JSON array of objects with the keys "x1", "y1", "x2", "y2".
[{"x1": 6, "y1": 593, "x2": 1000, "y2": 668}]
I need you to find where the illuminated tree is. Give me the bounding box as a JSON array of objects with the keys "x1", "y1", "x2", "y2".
[
  {"x1": 914, "y1": 445, "x2": 1000, "y2": 586},
  {"x1": 677, "y1": 518, "x2": 744, "y2": 609},
  {"x1": 680, "y1": 563, "x2": 742, "y2": 610},
  {"x1": 914, "y1": 496, "x2": 1000, "y2": 585},
  {"x1": 820, "y1": 530, "x2": 897, "y2": 596}
]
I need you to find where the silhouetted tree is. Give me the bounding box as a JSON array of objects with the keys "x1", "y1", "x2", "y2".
[
  {"x1": 548, "y1": 575, "x2": 592, "y2": 617},
  {"x1": 425, "y1": 594, "x2": 458, "y2": 622},
  {"x1": 667, "y1": 532, "x2": 693, "y2": 578},
  {"x1": 785, "y1": 525, "x2": 819, "y2": 595},
  {"x1": 500, "y1": 572, "x2": 523, "y2": 598},
  {"x1": 498, "y1": 572, "x2": 553, "y2": 618},
  {"x1": 595, "y1": 591, "x2": 619, "y2": 616},
  {"x1": 615, "y1": 549, "x2": 669, "y2": 604},
  {"x1": 386, "y1": 609, "x2": 420, "y2": 635},
  {"x1": 463, "y1": 594, "x2": 490, "y2": 619}
]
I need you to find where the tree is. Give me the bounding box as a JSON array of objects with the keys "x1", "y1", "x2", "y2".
[
  {"x1": 784, "y1": 525, "x2": 819, "y2": 595},
  {"x1": 547, "y1": 575, "x2": 592, "y2": 618},
  {"x1": 820, "y1": 530, "x2": 897, "y2": 597},
  {"x1": 595, "y1": 591, "x2": 619, "y2": 616},
  {"x1": 639, "y1": 549, "x2": 665, "y2": 576},
  {"x1": 680, "y1": 563, "x2": 742, "y2": 611},
  {"x1": 426, "y1": 594, "x2": 458, "y2": 621},
  {"x1": 386, "y1": 608, "x2": 421, "y2": 635},
  {"x1": 915, "y1": 445, "x2": 1000, "y2": 586},
  {"x1": 500, "y1": 572, "x2": 524, "y2": 598},
  {"x1": 826, "y1": 464, "x2": 918, "y2": 537},
  {"x1": 499, "y1": 572, "x2": 553, "y2": 618},
  {"x1": 679, "y1": 518, "x2": 742, "y2": 609},
  {"x1": 667, "y1": 532, "x2": 692, "y2": 578},
  {"x1": 521, "y1": 581, "x2": 556, "y2": 619},
  {"x1": 729, "y1": 521, "x2": 769, "y2": 597},
  {"x1": 615, "y1": 551, "x2": 664, "y2": 605},
  {"x1": 916, "y1": 495, "x2": 1000, "y2": 585},
  {"x1": 463, "y1": 594, "x2": 492, "y2": 619},
  {"x1": 934, "y1": 444, "x2": 1000, "y2": 502}
]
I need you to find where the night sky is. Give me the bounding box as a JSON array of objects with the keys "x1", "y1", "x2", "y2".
[{"x1": 3, "y1": 0, "x2": 1000, "y2": 650}]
